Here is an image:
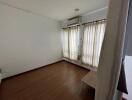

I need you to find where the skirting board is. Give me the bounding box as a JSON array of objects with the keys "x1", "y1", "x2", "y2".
[
  {"x1": 63, "y1": 58, "x2": 97, "y2": 71},
  {"x1": 2, "y1": 59, "x2": 63, "y2": 79}
]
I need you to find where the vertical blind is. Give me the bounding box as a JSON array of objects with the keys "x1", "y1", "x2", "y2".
[
  {"x1": 62, "y1": 26, "x2": 80, "y2": 60},
  {"x1": 82, "y1": 20, "x2": 106, "y2": 67},
  {"x1": 62, "y1": 19, "x2": 106, "y2": 68}
]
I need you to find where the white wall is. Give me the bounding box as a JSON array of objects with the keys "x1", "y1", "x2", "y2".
[
  {"x1": 0, "y1": 3, "x2": 62, "y2": 78},
  {"x1": 125, "y1": 0, "x2": 132, "y2": 56},
  {"x1": 82, "y1": 7, "x2": 108, "y2": 23},
  {"x1": 124, "y1": 56, "x2": 132, "y2": 100}
]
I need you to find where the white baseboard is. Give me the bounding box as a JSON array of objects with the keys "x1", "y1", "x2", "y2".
[{"x1": 2, "y1": 59, "x2": 63, "y2": 79}]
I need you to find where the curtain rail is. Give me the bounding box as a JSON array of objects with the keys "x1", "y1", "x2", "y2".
[
  {"x1": 62, "y1": 24, "x2": 80, "y2": 29},
  {"x1": 62, "y1": 19, "x2": 107, "y2": 29},
  {"x1": 82, "y1": 19, "x2": 107, "y2": 25}
]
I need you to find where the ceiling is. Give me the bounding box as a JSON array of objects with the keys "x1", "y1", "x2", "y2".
[{"x1": 0, "y1": 0, "x2": 109, "y2": 21}]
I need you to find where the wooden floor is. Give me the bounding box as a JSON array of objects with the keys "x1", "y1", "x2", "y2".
[{"x1": 0, "y1": 61, "x2": 95, "y2": 100}]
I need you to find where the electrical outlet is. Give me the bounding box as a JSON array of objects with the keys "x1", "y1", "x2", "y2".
[
  {"x1": 0, "y1": 68, "x2": 1, "y2": 73},
  {"x1": 0, "y1": 69, "x2": 2, "y2": 83}
]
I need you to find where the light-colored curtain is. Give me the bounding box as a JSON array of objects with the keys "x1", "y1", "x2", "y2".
[
  {"x1": 62, "y1": 26, "x2": 80, "y2": 60},
  {"x1": 82, "y1": 21, "x2": 106, "y2": 67},
  {"x1": 69, "y1": 26, "x2": 80, "y2": 60},
  {"x1": 62, "y1": 28, "x2": 69, "y2": 58}
]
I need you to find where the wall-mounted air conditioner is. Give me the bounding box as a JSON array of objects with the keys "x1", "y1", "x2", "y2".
[{"x1": 67, "y1": 16, "x2": 81, "y2": 26}]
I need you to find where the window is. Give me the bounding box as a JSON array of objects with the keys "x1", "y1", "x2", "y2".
[
  {"x1": 62, "y1": 19, "x2": 106, "y2": 68},
  {"x1": 62, "y1": 26, "x2": 80, "y2": 60},
  {"x1": 82, "y1": 20, "x2": 106, "y2": 67}
]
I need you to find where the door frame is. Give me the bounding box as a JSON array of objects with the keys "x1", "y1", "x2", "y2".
[{"x1": 95, "y1": 0, "x2": 130, "y2": 99}]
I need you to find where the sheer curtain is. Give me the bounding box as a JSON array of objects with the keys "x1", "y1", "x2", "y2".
[
  {"x1": 69, "y1": 26, "x2": 80, "y2": 60},
  {"x1": 62, "y1": 26, "x2": 80, "y2": 60},
  {"x1": 82, "y1": 20, "x2": 106, "y2": 67},
  {"x1": 62, "y1": 28, "x2": 69, "y2": 58}
]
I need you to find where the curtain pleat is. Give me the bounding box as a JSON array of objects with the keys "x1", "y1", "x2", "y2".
[
  {"x1": 82, "y1": 21, "x2": 106, "y2": 67},
  {"x1": 62, "y1": 26, "x2": 80, "y2": 60},
  {"x1": 69, "y1": 26, "x2": 80, "y2": 60},
  {"x1": 62, "y1": 29, "x2": 69, "y2": 58}
]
